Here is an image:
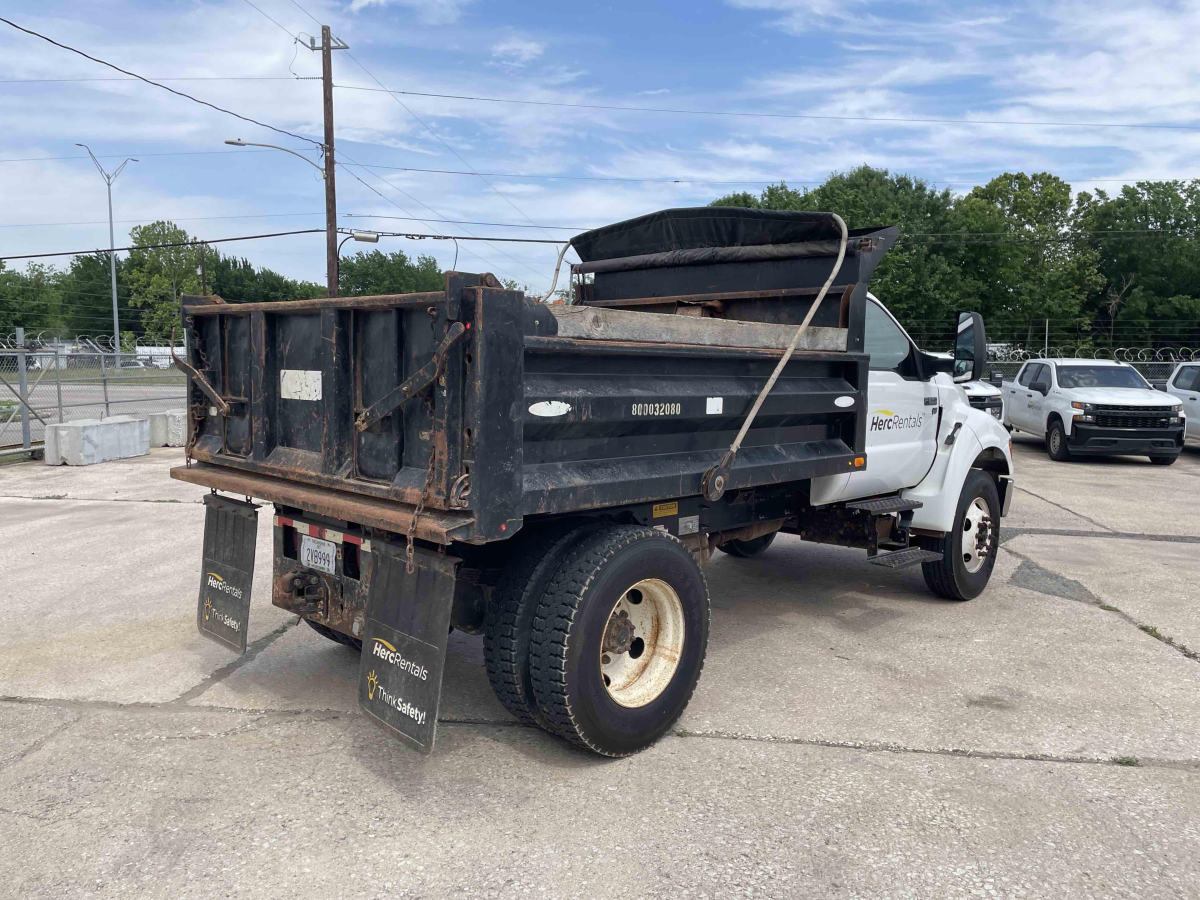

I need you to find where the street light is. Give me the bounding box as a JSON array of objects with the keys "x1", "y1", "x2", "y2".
[
  {"x1": 225, "y1": 138, "x2": 339, "y2": 296},
  {"x1": 76, "y1": 143, "x2": 137, "y2": 353},
  {"x1": 224, "y1": 139, "x2": 325, "y2": 177}
]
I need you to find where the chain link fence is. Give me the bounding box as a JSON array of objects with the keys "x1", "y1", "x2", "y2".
[{"x1": 0, "y1": 339, "x2": 186, "y2": 456}]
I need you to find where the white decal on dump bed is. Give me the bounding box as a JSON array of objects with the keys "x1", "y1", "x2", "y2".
[
  {"x1": 529, "y1": 400, "x2": 572, "y2": 417},
  {"x1": 280, "y1": 369, "x2": 322, "y2": 401}
]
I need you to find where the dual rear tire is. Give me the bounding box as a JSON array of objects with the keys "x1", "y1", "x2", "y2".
[{"x1": 485, "y1": 524, "x2": 710, "y2": 757}]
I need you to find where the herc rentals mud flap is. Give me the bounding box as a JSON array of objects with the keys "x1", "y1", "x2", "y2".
[
  {"x1": 196, "y1": 494, "x2": 259, "y2": 654},
  {"x1": 358, "y1": 540, "x2": 460, "y2": 755}
]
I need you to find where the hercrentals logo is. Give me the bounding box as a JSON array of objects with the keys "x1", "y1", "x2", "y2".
[
  {"x1": 869, "y1": 409, "x2": 926, "y2": 432},
  {"x1": 206, "y1": 572, "x2": 244, "y2": 601},
  {"x1": 370, "y1": 638, "x2": 428, "y2": 681}
]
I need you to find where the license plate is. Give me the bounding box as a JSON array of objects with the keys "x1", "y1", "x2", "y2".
[{"x1": 301, "y1": 534, "x2": 337, "y2": 574}]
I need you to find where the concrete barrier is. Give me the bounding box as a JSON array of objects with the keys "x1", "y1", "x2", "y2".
[
  {"x1": 149, "y1": 408, "x2": 187, "y2": 448},
  {"x1": 43, "y1": 416, "x2": 150, "y2": 465}
]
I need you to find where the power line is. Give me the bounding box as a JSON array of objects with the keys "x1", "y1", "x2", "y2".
[
  {"x1": 0, "y1": 212, "x2": 324, "y2": 229},
  {"x1": 338, "y1": 50, "x2": 556, "y2": 239},
  {"x1": 239, "y1": 0, "x2": 300, "y2": 40},
  {"x1": 333, "y1": 83, "x2": 1200, "y2": 133},
  {"x1": 345, "y1": 213, "x2": 584, "y2": 231},
  {"x1": 335, "y1": 154, "x2": 556, "y2": 280},
  {"x1": 0, "y1": 229, "x2": 323, "y2": 262},
  {"x1": 0, "y1": 149, "x2": 319, "y2": 164},
  {"x1": 334, "y1": 158, "x2": 529, "y2": 282},
  {"x1": 0, "y1": 76, "x2": 305, "y2": 84},
  {"x1": 0, "y1": 16, "x2": 322, "y2": 147}
]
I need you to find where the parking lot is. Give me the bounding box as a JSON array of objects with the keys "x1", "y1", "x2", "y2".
[{"x1": 2, "y1": 438, "x2": 1199, "y2": 899}]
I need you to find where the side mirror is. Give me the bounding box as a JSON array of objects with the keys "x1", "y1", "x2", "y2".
[
  {"x1": 989, "y1": 370, "x2": 1004, "y2": 387},
  {"x1": 1030, "y1": 381, "x2": 1050, "y2": 395},
  {"x1": 953, "y1": 311, "x2": 987, "y2": 383}
]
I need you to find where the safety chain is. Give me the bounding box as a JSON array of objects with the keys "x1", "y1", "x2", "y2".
[{"x1": 406, "y1": 440, "x2": 438, "y2": 574}]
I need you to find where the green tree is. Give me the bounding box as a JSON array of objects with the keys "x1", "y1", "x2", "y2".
[
  {"x1": 125, "y1": 221, "x2": 202, "y2": 342},
  {"x1": 206, "y1": 254, "x2": 324, "y2": 305},
  {"x1": 1073, "y1": 180, "x2": 1200, "y2": 348},
  {"x1": 338, "y1": 249, "x2": 443, "y2": 296},
  {"x1": 956, "y1": 173, "x2": 1102, "y2": 339}
]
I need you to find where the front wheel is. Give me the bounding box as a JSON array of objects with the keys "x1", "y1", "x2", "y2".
[
  {"x1": 530, "y1": 525, "x2": 710, "y2": 757},
  {"x1": 1046, "y1": 420, "x2": 1072, "y2": 461},
  {"x1": 919, "y1": 470, "x2": 1000, "y2": 601}
]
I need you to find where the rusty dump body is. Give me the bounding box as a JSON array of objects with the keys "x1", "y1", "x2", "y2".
[{"x1": 172, "y1": 209, "x2": 897, "y2": 641}]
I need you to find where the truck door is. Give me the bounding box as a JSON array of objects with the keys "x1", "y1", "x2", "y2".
[
  {"x1": 1009, "y1": 363, "x2": 1041, "y2": 432},
  {"x1": 1170, "y1": 365, "x2": 1200, "y2": 438},
  {"x1": 841, "y1": 301, "x2": 939, "y2": 498}
]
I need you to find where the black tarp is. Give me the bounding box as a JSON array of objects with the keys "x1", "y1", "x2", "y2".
[{"x1": 570, "y1": 207, "x2": 845, "y2": 263}]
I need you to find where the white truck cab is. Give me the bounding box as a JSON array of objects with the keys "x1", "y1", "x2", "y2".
[
  {"x1": 809, "y1": 294, "x2": 1016, "y2": 599},
  {"x1": 1164, "y1": 362, "x2": 1200, "y2": 442},
  {"x1": 1004, "y1": 358, "x2": 1185, "y2": 464}
]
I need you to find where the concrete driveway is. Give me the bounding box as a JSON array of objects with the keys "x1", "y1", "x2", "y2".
[{"x1": 2, "y1": 442, "x2": 1198, "y2": 899}]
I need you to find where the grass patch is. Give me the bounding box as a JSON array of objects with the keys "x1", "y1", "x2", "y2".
[
  {"x1": 149, "y1": 498, "x2": 181, "y2": 503},
  {"x1": 1139, "y1": 624, "x2": 1163, "y2": 639},
  {"x1": 35, "y1": 494, "x2": 67, "y2": 500},
  {"x1": 1112, "y1": 756, "x2": 1141, "y2": 767},
  {"x1": 1098, "y1": 603, "x2": 1118, "y2": 611}
]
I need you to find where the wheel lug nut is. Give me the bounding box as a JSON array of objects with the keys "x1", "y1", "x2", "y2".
[{"x1": 602, "y1": 654, "x2": 611, "y2": 665}]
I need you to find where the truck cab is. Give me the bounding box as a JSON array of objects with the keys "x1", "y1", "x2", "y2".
[
  {"x1": 815, "y1": 295, "x2": 1015, "y2": 574},
  {"x1": 1004, "y1": 358, "x2": 1185, "y2": 464}
]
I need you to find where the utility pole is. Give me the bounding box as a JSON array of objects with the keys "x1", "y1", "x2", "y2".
[
  {"x1": 76, "y1": 144, "x2": 136, "y2": 352},
  {"x1": 316, "y1": 26, "x2": 347, "y2": 298}
]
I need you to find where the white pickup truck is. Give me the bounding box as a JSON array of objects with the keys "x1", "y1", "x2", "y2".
[
  {"x1": 1004, "y1": 358, "x2": 1185, "y2": 464},
  {"x1": 1163, "y1": 362, "x2": 1200, "y2": 442}
]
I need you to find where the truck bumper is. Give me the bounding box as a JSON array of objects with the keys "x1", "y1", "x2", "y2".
[{"x1": 1066, "y1": 425, "x2": 1184, "y2": 457}]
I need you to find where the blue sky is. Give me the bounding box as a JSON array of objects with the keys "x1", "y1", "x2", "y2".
[{"x1": 2, "y1": 0, "x2": 1199, "y2": 295}]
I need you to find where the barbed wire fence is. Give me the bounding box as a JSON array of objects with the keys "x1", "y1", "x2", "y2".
[{"x1": 0, "y1": 329, "x2": 186, "y2": 455}]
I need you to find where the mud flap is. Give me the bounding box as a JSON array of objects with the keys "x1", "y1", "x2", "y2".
[
  {"x1": 196, "y1": 494, "x2": 259, "y2": 654},
  {"x1": 358, "y1": 540, "x2": 460, "y2": 754}
]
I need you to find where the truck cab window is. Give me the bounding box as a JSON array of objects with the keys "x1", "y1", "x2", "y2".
[
  {"x1": 863, "y1": 302, "x2": 915, "y2": 374},
  {"x1": 1018, "y1": 364, "x2": 1040, "y2": 387}
]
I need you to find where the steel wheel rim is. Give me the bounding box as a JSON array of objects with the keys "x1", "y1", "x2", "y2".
[
  {"x1": 961, "y1": 496, "x2": 993, "y2": 574},
  {"x1": 599, "y1": 578, "x2": 685, "y2": 708},
  {"x1": 1050, "y1": 429, "x2": 1061, "y2": 454}
]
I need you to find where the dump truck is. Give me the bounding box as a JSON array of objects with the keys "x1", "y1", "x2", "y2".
[{"x1": 172, "y1": 207, "x2": 1014, "y2": 757}]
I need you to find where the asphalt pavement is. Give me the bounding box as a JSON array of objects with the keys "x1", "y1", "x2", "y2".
[{"x1": 1, "y1": 439, "x2": 1198, "y2": 899}]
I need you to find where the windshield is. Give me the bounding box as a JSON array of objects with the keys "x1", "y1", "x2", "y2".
[{"x1": 1056, "y1": 365, "x2": 1150, "y2": 389}]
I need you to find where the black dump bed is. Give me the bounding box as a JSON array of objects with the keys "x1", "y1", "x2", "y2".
[{"x1": 173, "y1": 209, "x2": 893, "y2": 546}]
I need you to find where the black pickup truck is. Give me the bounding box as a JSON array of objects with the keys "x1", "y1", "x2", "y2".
[{"x1": 174, "y1": 208, "x2": 992, "y2": 756}]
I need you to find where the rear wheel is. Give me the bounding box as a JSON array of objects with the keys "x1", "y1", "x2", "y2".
[
  {"x1": 305, "y1": 618, "x2": 362, "y2": 651},
  {"x1": 1046, "y1": 419, "x2": 1072, "y2": 461},
  {"x1": 717, "y1": 531, "x2": 776, "y2": 558},
  {"x1": 530, "y1": 526, "x2": 710, "y2": 757},
  {"x1": 919, "y1": 470, "x2": 1000, "y2": 602},
  {"x1": 1150, "y1": 455, "x2": 1178, "y2": 466},
  {"x1": 483, "y1": 524, "x2": 602, "y2": 729}
]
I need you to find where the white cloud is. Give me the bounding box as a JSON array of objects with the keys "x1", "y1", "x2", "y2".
[
  {"x1": 347, "y1": 0, "x2": 473, "y2": 25},
  {"x1": 490, "y1": 37, "x2": 545, "y2": 66}
]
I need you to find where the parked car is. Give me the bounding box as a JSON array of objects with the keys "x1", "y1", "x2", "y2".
[
  {"x1": 117, "y1": 359, "x2": 150, "y2": 370},
  {"x1": 1163, "y1": 361, "x2": 1200, "y2": 442},
  {"x1": 1003, "y1": 358, "x2": 1184, "y2": 464}
]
